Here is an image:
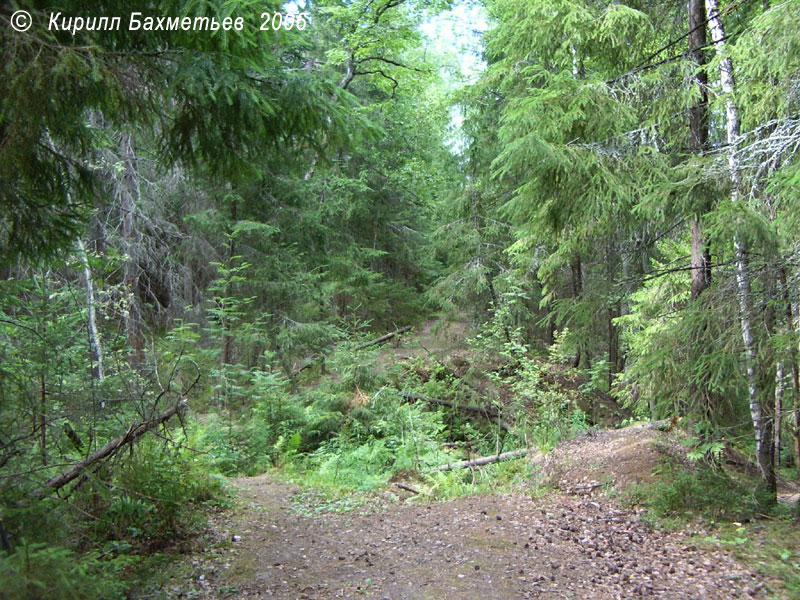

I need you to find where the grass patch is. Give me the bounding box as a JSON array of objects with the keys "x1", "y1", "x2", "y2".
[{"x1": 622, "y1": 457, "x2": 800, "y2": 596}]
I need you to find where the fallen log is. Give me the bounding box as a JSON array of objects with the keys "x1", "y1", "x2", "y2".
[
  {"x1": 357, "y1": 325, "x2": 412, "y2": 350},
  {"x1": 400, "y1": 392, "x2": 511, "y2": 431},
  {"x1": 628, "y1": 418, "x2": 674, "y2": 431},
  {"x1": 431, "y1": 448, "x2": 531, "y2": 472},
  {"x1": 30, "y1": 399, "x2": 188, "y2": 500}
]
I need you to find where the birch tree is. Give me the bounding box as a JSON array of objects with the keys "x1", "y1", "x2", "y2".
[{"x1": 705, "y1": 0, "x2": 775, "y2": 500}]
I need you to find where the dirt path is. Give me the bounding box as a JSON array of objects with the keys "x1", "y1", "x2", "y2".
[
  {"x1": 185, "y1": 474, "x2": 770, "y2": 600},
  {"x1": 174, "y1": 323, "x2": 779, "y2": 598}
]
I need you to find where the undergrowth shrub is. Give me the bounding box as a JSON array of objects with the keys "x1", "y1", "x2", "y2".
[
  {"x1": 73, "y1": 438, "x2": 229, "y2": 548},
  {"x1": 0, "y1": 542, "x2": 132, "y2": 600},
  {"x1": 506, "y1": 355, "x2": 590, "y2": 451},
  {"x1": 191, "y1": 369, "x2": 308, "y2": 474},
  {"x1": 468, "y1": 323, "x2": 592, "y2": 452},
  {"x1": 193, "y1": 411, "x2": 292, "y2": 476},
  {"x1": 626, "y1": 460, "x2": 754, "y2": 521},
  {"x1": 307, "y1": 436, "x2": 395, "y2": 489}
]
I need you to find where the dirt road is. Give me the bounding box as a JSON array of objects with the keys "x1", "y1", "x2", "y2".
[{"x1": 184, "y1": 474, "x2": 769, "y2": 599}]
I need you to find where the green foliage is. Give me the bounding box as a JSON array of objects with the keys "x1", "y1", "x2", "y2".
[
  {"x1": 626, "y1": 461, "x2": 754, "y2": 522},
  {"x1": 615, "y1": 241, "x2": 748, "y2": 422},
  {"x1": 0, "y1": 541, "x2": 131, "y2": 600},
  {"x1": 103, "y1": 439, "x2": 229, "y2": 543},
  {"x1": 4, "y1": 0, "x2": 800, "y2": 594},
  {"x1": 298, "y1": 391, "x2": 452, "y2": 490},
  {"x1": 468, "y1": 326, "x2": 591, "y2": 449},
  {"x1": 425, "y1": 457, "x2": 536, "y2": 500},
  {"x1": 682, "y1": 422, "x2": 726, "y2": 462},
  {"x1": 698, "y1": 518, "x2": 800, "y2": 597},
  {"x1": 1, "y1": 0, "x2": 354, "y2": 263}
]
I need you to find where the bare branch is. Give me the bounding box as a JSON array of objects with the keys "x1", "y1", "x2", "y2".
[
  {"x1": 356, "y1": 56, "x2": 430, "y2": 74},
  {"x1": 29, "y1": 398, "x2": 188, "y2": 500}
]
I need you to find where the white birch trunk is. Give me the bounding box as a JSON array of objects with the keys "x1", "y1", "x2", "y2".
[
  {"x1": 706, "y1": 0, "x2": 774, "y2": 494},
  {"x1": 44, "y1": 129, "x2": 105, "y2": 383},
  {"x1": 790, "y1": 300, "x2": 800, "y2": 478},
  {"x1": 76, "y1": 238, "x2": 104, "y2": 381}
]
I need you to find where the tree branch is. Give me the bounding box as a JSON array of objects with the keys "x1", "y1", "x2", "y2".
[
  {"x1": 356, "y1": 56, "x2": 430, "y2": 74},
  {"x1": 29, "y1": 399, "x2": 188, "y2": 500},
  {"x1": 357, "y1": 325, "x2": 412, "y2": 349},
  {"x1": 374, "y1": 0, "x2": 406, "y2": 23},
  {"x1": 353, "y1": 69, "x2": 399, "y2": 96}
]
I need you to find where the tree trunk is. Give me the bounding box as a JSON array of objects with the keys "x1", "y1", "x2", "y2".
[
  {"x1": 687, "y1": 0, "x2": 717, "y2": 420},
  {"x1": 571, "y1": 253, "x2": 583, "y2": 368},
  {"x1": 39, "y1": 372, "x2": 47, "y2": 466},
  {"x1": 690, "y1": 221, "x2": 712, "y2": 298},
  {"x1": 775, "y1": 360, "x2": 784, "y2": 467},
  {"x1": 689, "y1": 0, "x2": 711, "y2": 300},
  {"x1": 706, "y1": 0, "x2": 775, "y2": 501},
  {"x1": 779, "y1": 269, "x2": 800, "y2": 477},
  {"x1": 357, "y1": 326, "x2": 412, "y2": 349},
  {"x1": 118, "y1": 132, "x2": 145, "y2": 367},
  {"x1": 221, "y1": 196, "x2": 238, "y2": 366},
  {"x1": 76, "y1": 238, "x2": 104, "y2": 381},
  {"x1": 29, "y1": 398, "x2": 188, "y2": 500},
  {"x1": 608, "y1": 303, "x2": 620, "y2": 388},
  {"x1": 43, "y1": 129, "x2": 106, "y2": 380},
  {"x1": 431, "y1": 448, "x2": 531, "y2": 472}
]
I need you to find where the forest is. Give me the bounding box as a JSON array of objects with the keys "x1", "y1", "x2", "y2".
[{"x1": 2, "y1": 0, "x2": 800, "y2": 597}]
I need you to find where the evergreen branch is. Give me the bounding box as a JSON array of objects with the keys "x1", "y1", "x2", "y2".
[
  {"x1": 606, "y1": 28, "x2": 745, "y2": 86},
  {"x1": 619, "y1": 258, "x2": 741, "y2": 285}
]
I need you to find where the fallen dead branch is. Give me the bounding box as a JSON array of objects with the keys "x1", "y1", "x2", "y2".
[
  {"x1": 29, "y1": 399, "x2": 188, "y2": 500},
  {"x1": 357, "y1": 325, "x2": 412, "y2": 349},
  {"x1": 430, "y1": 448, "x2": 532, "y2": 471},
  {"x1": 628, "y1": 418, "x2": 674, "y2": 431}
]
